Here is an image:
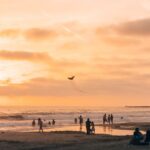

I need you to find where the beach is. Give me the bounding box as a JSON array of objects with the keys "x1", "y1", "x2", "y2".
[
  {"x1": 0, "y1": 122, "x2": 149, "y2": 150},
  {"x1": 0, "y1": 106, "x2": 150, "y2": 149}
]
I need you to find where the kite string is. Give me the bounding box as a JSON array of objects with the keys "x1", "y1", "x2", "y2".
[{"x1": 69, "y1": 81, "x2": 86, "y2": 93}]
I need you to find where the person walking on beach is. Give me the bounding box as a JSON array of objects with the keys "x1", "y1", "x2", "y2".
[
  {"x1": 103, "y1": 114, "x2": 107, "y2": 125},
  {"x1": 79, "y1": 115, "x2": 83, "y2": 130},
  {"x1": 38, "y1": 118, "x2": 43, "y2": 133},
  {"x1": 86, "y1": 118, "x2": 91, "y2": 135},
  {"x1": 110, "y1": 114, "x2": 113, "y2": 124}
]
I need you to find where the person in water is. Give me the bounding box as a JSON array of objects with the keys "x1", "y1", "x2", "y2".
[
  {"x1": 32, "y1": 119, "x2": 36, "y2": 126},
  {"x1": 79, "y1": 115, "x2": 83, "y2": 130},
  {"x1": 103, "y1": 114, "x2": 107, "y2": 125},
  {"x1": 38, "y1": 118, "x2": 43, "y2": 133},
  {"x1": 108, "y1": 115, "x2": 111, "y2": 125},
  {"x1": 48, "y1": 121, "x2": 51, "y2": 126},
  {"x1": 52, "y1": 119, "x2": 55, "y2": 125},
  {"x1": 110, "y1": 114, "x2": 113, "y2": 124},
  {"x1": 86, "y1": 118, "x2": 91, "y2": 135},
  {"x1": 91, "y1": 121, "x2": 95, "y2": 134}
]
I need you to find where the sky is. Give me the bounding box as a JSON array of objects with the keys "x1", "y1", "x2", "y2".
[{"x1": 0, "y1": 0, "x2": 150, "y2": 106}]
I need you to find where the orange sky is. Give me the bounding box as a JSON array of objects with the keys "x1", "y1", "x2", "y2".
[{"x1": 0, "y1": 0, "x2": 150, "y2": 106}]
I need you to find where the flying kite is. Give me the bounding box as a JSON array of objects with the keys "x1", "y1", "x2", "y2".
[
  {"x1": 68, "y1": 76, "x2": 75, "y2": 80},
  {"x1": 67, "y1": 76, "x2": 86, "y2": 93}
]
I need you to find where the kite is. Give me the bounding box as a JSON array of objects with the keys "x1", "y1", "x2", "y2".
[{"x1": 67, "y1": 76, "x2": 75, "y2": 80}]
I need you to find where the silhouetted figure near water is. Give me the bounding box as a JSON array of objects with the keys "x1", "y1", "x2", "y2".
[
  {"x1": 74, "y1": 118, "x2": 77, "y2": 124},
  {"x1": 79, "y1": 115, "x2": 83, "y2": 130},
  {"x1": 110, "y1": 114, "x2": 113, "y2": 124},
  {"x1": 103, "y1": 114, "x2": 107, "y2": 125},
  {"x1": 32, "y1": 119, "x2": 36, "y2": 126},
  {"x1": 52, "y1": 119, "x2": 55, "y2": 125},
  {"x1": 91, "y1": 121, "x2": 95, "y2": 134},
  {"x1": 48, "y1": 121, "x2": 51, "y2": 126},
  {"x1": 38, "y1": 118, "x2": 40, "y2": 126},
  {"x1": 108, "y1": 115, "x2": 111, "y2": 125},
  {"x1": 86, "y1": 118, "x2": 91, "y2": 135},
  {"x1": 38, "y1": 118, "x2": 43, "y2": 133}
]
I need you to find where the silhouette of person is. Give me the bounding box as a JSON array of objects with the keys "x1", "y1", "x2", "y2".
[
  {"x1": 130, "y1": 128, "x2": 143, "y2": 145},
  {"x1": 86, "y1": 118, "x2": 91, "y2": 135},
  {"x1": 108, "y1": 115, "x2": 111, "y2": 125},
  {"x1": 38, "y1": 118, "x2": 43, "y2": 133},
  {"x1": 91, "y1": 121, "x2": 95, "y2": 134},
  {"x1": 79, "y1": 115, "x2": 83, "y2": 130},
  {"x1": 74, "y1": 118, "x2": 77, "y2": 124},
  {"x1": 110, "y1": 114, "x2": 113, "y2": 124},
  {"x1": 32, "y1": 119, "x2": 36, "y2": 126},
  {"x1": 38, "y1": 118, "x2": 41, "y2": 126},
  {"x1": 52, "y1": 119, "x2": 55, "y2": 125},
  {"x1": 103, "y1": 114, "x2": 107, "y2": 125},
  {"x1": 48, "y1": 121, "x2": 51, "y2": 126}
]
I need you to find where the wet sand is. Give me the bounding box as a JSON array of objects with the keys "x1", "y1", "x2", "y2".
[{"x1": 0, "y1": 122, "x2": 149, "y2": 150}]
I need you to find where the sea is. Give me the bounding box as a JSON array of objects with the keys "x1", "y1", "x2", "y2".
[{"x1": 0, "y1": 106, "x2": 149, "y2": 135}]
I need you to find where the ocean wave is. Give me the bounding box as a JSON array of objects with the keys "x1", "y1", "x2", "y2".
[{"x1": 0, "y1": 115, "x2": 24, "y2": 120}]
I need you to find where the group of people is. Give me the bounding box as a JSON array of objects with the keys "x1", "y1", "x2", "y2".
[
  {"x1": 86, "y1": 118, "x2": 95, "y2": 135},
  {"x1": 32, "y1": 118, "x2": 56, "y2": 133},
  {"x1": 103, "y1": 113, "x2": 113, "y2": 125},
  {"x1": 130, "y1": 128, "x2": 150, "y2": 145}
]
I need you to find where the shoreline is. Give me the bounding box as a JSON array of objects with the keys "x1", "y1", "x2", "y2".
[{"x1": 0, "y1": 122, "x2": 149, "y2": 150}]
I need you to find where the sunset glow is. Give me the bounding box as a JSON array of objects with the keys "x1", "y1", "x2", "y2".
[{"x1": 0, "y1": 0, "x2": 150, "y2": 106}]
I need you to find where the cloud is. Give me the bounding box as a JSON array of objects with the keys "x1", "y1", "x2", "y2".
[
  {"x1": 101, "y1": 36, "x2": 140, "y2": 47},
  {"x1": 0, "y1": 29, "x2": 21, "y2": 37},
  {"x1": 95, "y1": 18, "x2": 150, "y2": 47},
  {"x1": 0, "y1": 28, "x2": 58, "y2": 41},
  {"x1": 114, "y1": 18, "x2": 150, "y2": 36},
  {"x1": 24, "y1": 28, "x2": 58, "y2": 41},
  {"x1": 0, "y1": 78, "x2": 77, "y2": 97},
  {"x1": 0, "y1": 76, "x2": 150, "y2": 99},
  {"x1": 0, "y1": 50, "x2": 51, "y2": 62}
]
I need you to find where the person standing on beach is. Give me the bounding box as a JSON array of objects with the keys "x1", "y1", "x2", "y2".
[
  {"x1": 103, "y1": 114, "x2": 107, "y2": 125},
  {"x1": 79, "y1": 115, "x2": 83, "y2": 130},
  {"x1": 48, "y1": 121, "x2": 51, "y2": 126},
  {"x1": 108, "y1": 115, "x2": 111, "y2": 125},
  {"x1": 32, "y1": 119, "x2": 36, "y2": 127},
  {"x1": 52, "y1": 119, "x2": 55, "y2": 125},
  {"x1": 110, "y1": 114, "x2": 113, "y2": 124},
  {"x1": 38, "y1": 118, "x2": 43, "y2": 133},
  {"x1": 86, "y1": 118, "x2": 91, "y2": 135}
]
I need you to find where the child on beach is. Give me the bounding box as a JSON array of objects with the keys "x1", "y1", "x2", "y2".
[
  {"x1": 91, "y1": 121, "x2": 95, "y2": 134},
  {"x1": 32, "y1": 119, "x2": 36, "y2": 127}
]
